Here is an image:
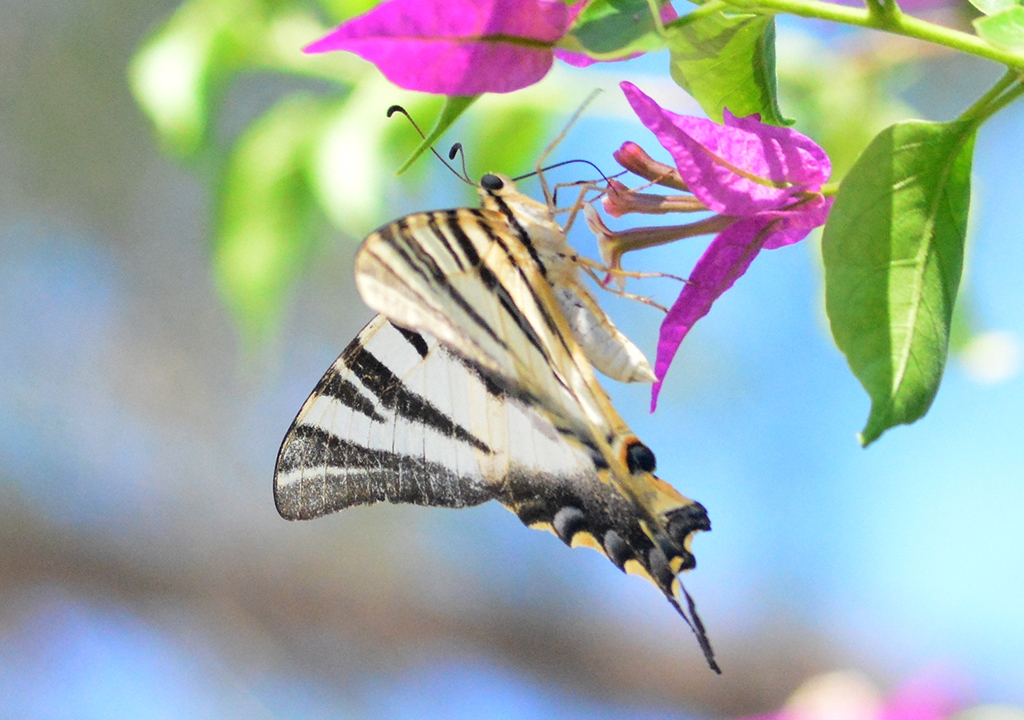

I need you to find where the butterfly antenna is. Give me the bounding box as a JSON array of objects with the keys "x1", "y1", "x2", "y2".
[
  {"x1": 513, "y1": 158, "x2": 610, "y2": 185},
  {"x1": 532, "y1": 89, "x2": 602, "y2": 206},
  {"x1": 448, "y1": 142, "x2": 472, "y2": 184},
  {"x1": 386, "y1": 105, "x2": 473, "y2": 185}
]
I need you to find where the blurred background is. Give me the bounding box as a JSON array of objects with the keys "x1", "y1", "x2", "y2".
[{"x1": 2, "y1": 0, "x2": 1024, "y2": 717}]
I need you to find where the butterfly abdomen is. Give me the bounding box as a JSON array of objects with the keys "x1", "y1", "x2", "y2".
[{"x1": 552, "y1": 284, "x2": 656, "y2": 383}]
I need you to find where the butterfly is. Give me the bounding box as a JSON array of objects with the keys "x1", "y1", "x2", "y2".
[{"x1": 273, "y1": 171, "x2": 719, "y2": 672}]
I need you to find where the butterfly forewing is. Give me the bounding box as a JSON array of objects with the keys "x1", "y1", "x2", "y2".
[{"x1": 356, "y1": 207, "x2": 609, "y2": 445}]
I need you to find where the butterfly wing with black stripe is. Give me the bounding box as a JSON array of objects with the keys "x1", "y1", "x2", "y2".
[
  {"x1": 274, "y1": 315, "x2": 712, "y2": 668},
  {"x1": 275, "y1": 173, "x2": 719, "y2": 670},
  {"x1": 275, "y1": 315, "x2": 603, "y2": 521},
  {"x1": 354, "y1": 196, "x2": 615, "y2": 464}
]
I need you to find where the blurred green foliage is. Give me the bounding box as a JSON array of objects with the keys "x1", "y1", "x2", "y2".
[
  {"x1": 129, "y1": 0, "x2": 555, "y2": 342},
  {"x1": 569, "y1": 0, "x2": 675, "y2": 55}
]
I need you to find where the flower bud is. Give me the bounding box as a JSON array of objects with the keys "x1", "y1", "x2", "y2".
[{"x1": 613, "y1": 142, "x2": 688, "y2": 191}]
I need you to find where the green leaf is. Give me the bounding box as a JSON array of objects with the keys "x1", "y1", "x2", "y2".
[
  {"x1": 969, "y1": 0, "x2": 1019, "y2": 16},
  {"x1": 666, "y1": 11, "x2": 787, "y2": 125},
  {"x1": 215, "y1": 95, "x2": 330, "y2": 342},
  {"x1": 822, "y1": 120, "x2": 976, "y2": 446},
  {"x1": 398, "y1": 95, "x2": 479, "y2": 174},
  {"x1": 775, "y1": 37, "x2": 915, "y2": 180},
  {"x1": 974, "y1": 6, "x2": 1024, "y2": 49},
  {"x1": 566, "y1": 0, "x2": 669, "y2": 58}
]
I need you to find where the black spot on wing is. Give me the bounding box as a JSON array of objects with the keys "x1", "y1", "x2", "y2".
[
  {"x1": 647, "y1": 546, "x2": 675, "y2": 588},
  {"x1": 341, "y1": 343, "x2": 492, "y2": 454},
  {"x1": 625, "y1": 441, "x2": 657, "y2": 474},
  {"x1": 552, "y1": 506, "x2": 587, "y2": 545},
  {"x1": 602, "y1": 530, "x2": 632, "y2": 569}
]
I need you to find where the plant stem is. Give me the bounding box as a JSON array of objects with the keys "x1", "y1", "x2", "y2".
[
  {"x1": 966, "y1": 76, "x2": 1024, "y2": 124},
  {"x1": 602, "y1": 215, "x2": 738, "y2": 257},
  {"x1": 646, "y1": 0, "x2": 668, "y2": 35},
  {"x1": 962, "y1": 69, "x2": 1020, "y2": 121},
  {"x1": 720, "y1": 0, "x2": 1024, "y2": 69}
]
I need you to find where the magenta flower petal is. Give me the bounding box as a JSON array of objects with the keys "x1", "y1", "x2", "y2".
[
  {"x1": 554, "y1": 49, "x2": 601, "y2": 67},
  {"x1": 615, "y1": 83, "x2": 833, "y2": 407},
  {"x1": 760, "y1": 195, "x2": 833, "y2": 249},
  {"x1": 621, "y1": 82, "x2": 831, "y2": 216},
  {"x1": 651, "y1": 216, "x2": 771, "y2": 409},
  {"x1": 306, "y1": 0, "x2": 569, "y2": 95},
  {"x1": 552, "y1": 1, "x2": 595, "y2": 66},
  {"x1": 649, "y1": 199, "x2": 832, "y2": 409},
  {"x1": 880, "y1": 677, "x2": 964, "y2": 720}
]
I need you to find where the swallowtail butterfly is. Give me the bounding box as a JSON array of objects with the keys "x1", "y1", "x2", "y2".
[{"x1": 274, "y1": 172, "x2": 719, "y2": 671}]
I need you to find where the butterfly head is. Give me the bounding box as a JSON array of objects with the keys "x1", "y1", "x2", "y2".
[
  {"x1": 477, "y1": 173, "x2": 563, "y2": 251},
  {"x1": 478, "y1": 172, "x2": 554, "y2": 215},
  {"x1": 479, "y1": 173, "x2": 508, "y2": 192},
  {"x1": 477, "y1": 173, "x2": 541, "y2": 211}
]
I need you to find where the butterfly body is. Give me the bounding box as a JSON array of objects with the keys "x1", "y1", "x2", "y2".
[{"x1": 275, "y1": 173, "x2": 718, "y2": 671}]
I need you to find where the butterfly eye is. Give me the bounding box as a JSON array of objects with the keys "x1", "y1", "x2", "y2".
[
  {"x1": 480, "y1": 174, "x2": 504, "y2": 191},
  {"x1": 625, "y1": 441, "x2": 656, "y2": 474}
]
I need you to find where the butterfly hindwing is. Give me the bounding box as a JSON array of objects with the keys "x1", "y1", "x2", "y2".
[
  {"x1": 276, "y1": 316, "x2": 489, "y2": 520},
  {"x1": 275, "y1": 315, "x2": 607, "y2": 522},
  {"x1": 276, "y1": 318, "x2": 690, "y2": 588}
]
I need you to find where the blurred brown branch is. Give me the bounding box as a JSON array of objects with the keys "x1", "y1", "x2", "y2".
[{"x1": 0, "y1": 501, "x2": 848, "y2": 716}]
